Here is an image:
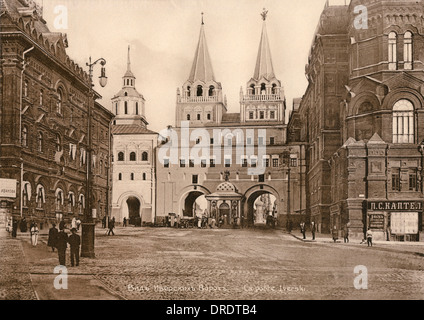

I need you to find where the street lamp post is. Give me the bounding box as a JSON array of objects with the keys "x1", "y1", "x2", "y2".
[{"x1": 81, "y1": 57, "x2": 107, "y2": 258}]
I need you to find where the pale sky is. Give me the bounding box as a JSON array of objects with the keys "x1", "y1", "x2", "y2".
[{"x1": 41, "y1": 0, "x2": 349, "y2": 132}]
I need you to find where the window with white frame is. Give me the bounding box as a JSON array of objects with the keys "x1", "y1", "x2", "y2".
[
  {"x1": 388, "y1": 32, "x2": 397, "y2": 70},
  {"x1": 36, "y1": 184, "x2": 45, "y2": 209},
  {"x1": 55, "y1": 188, "x2": 64, "y2": 211},
  {"x1": 68, "y1": 192, "x2": 75, "y2": 212},
  {"x1": 393, "y1": 99, "x2": 414, "y2": 144},
  {"x1": 404, "y1": 31, "x2": 413, "y2": 70}
]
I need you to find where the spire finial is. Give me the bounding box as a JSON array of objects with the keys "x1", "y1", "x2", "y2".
[
  {"x1": 261, "y1": 8, "x2": 268, "y2": 21},
  {"x1": 201, "y1": 12, "x2": 204, "y2": 25},
  {"x1": 127, "y1": 45, "x2": 131, "y2": 71}
]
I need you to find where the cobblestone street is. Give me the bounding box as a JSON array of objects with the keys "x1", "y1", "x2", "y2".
[{"x1": 2, "y1": 226, "x2": 424, "y2": 300}]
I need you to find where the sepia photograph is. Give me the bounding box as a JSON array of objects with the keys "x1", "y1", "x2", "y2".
[{"x1": 0, "y1": 0, "x2": 423, "y2": 306}]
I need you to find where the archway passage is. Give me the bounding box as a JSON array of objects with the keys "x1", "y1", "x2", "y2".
[
  {"x1": 219, "y1": 202, "x2": 231, "y2": 227},
  {"x1": 183, "y1": 191, "x2": 204, "y2": 217},
  {"x1": 127, "y1": 197, "x2": 141, "y2": 225},
  {"x1": 247, "y1": 191, "x2": 277, "y2": 226}
]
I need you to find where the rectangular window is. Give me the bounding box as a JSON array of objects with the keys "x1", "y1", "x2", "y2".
[
  {"x1": 210, "y1": 138, "x2": 214, "y2": 145},
  {"x1": 207, "y1": 113, "x2": 211, "y2": 120},
  {"x1": 242, "y1": 157, "x2": 248, "y2": 168},
  {"x1": 270, "y1": 111, "x2": 275, "y2": 119},
  {"x1": 260, "y1": 111, "x2": 265, "y2": 119},
  {"x1": 201, "y1": 159, "x2": 207, "y2": 168},
  {"x1": 189, "y1": 159, "x2": 195, "y2": 167},
  {"x1": 249, "y1": 112, "x2": 254, "y2": 120},
  {"x1": 210, "y1": 158, "x2": 216, "y2": 168},
  {"x1": 164, "y1": 158, "x2": 170, "y2": 168},
  {"x1": 263, "y1": 158, "x2": 270, "y2": 168},
  {"x1": 290, "y1": 158, "x2": 298, "y2": 167},
  {"x1": 270, "y1": 137, "x2": 275, "y2": 145},
  {"x1": 227, "y1": 139, "x2": 232, "y2": 147},
  {"x1": 192, "y1": 175, "x2": 198, "y2": 184},
  {"x1": 273, "y1": 158, "x2": 279, "y2": 168},
  {"x1": 197, "y1": 114, "x2": 201, "y2": 121},
  {"x1": 258, "y1": 137, "x2": 264, "y2": 145},
  {"x1": 392, "y1": 168, "x2": 401, "y2": 191},
  {"x1": 251, "y1": 158, "x2": 257, "y2": 168},
  {"x1": 259, "y1": 175, "x2": 265, "y2": 183},
  {"x1": 247, "y1": 137, "x2": 252, "y2": 145},
  {"x1": 225, "y1": 158, "x2": 231, "y2": 168},
  {"x1": 180, "y1": 159, "x2": 186, "y2": 168},
  {"x1": 409, "y1": 170, "x2": 418, "y2": 191}
]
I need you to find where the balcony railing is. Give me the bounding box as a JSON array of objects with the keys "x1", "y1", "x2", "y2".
[
  {"x1": 178, "y1": 95, "x2": 222, "y2": 103},
  {"x1": 242, "y1": 94, "x2": 282, "y2": 102}
]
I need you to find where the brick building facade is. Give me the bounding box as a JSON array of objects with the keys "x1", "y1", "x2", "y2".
[
  {"x1": 0, "y1": 0, "x2": 114, "y2": 229},
  {"x1": 289, "y1": 0, "x2": 424, "y2": 241}
]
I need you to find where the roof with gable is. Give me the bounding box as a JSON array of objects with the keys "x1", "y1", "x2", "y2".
[{"x1": 112, "y1": 124, "x2": 157, "y2": 135}]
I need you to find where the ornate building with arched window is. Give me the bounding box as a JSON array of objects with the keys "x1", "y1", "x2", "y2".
[
  {"x1": 288, "y1": 0, "x2": 424, "y2": 242},
  {"x1": 111, "y1": 46, "x2": 158, "y2": 226},
  {"x1": 0, "y1": 0, "x2": 114, "y2": 230}
]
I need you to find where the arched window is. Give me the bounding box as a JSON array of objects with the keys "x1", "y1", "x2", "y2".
[
  {"x1": 142, "y1": 152, "x2": 148, "y2": 161},
  {"x1": 388, "y1": 32, "x2": 397, "y2": 70},
  {"x1": 209, "y1": 86, "x2": 215, "y2": 97},
  {"x1": 124, "y1": 92, "x2": 128, "y2": 96},
  {"x1": 143, "y1": 173, "x2": 147, "y2": 181},
  {"x1": 261, "y1": 83, "x2": 266, "y2": 95},
  {"x1": 55, "y1": 188, "x2": 64, "y2": 211},
  {"x1": 22, "y1": 126, "x2": 28, "y2": 147},
  {"x1": 136, "y1": 102, "x2": 139, "y2": 115},
  {"x1": 187, "y1": 86, "x2": 191, "y2": 97},
  {"x1": 130, "y1": 152, "x2": 136, "y2": 161},
  {"x1": 124, "y1": 101, "x2": 128, "y2": 114},
  {"x1": 197, "y1": 85, "x2": 203, "y2": 97},
  {"x1": 187, "y1": 114, "x2": 191, "y2": 121},
  {"x1": 57, "y1": 89, "x2": 63, "y2": 114},
  {"x1": 404, "y1": 31, "x2": 413, "y2": 70},
  {"x1": 37, "y1": 132, "x2": 43, "y2": 152},
  {"x1": 393, "y1": 99, "x2": 414, "y2": 144},
  {"x1": 130, "y1": 173, "x2": 135, "y2": 181},
  {"x1": 115, "y1": 103, "x2": 119, "y2": 115},
  {"x1": 55, "y1": 134, "x2": 62, "y2": 152},
  {"x1": 78, "y1": 194, "x2": 85, "y2": 215},
  {"x1": 118, "y1": 152, "x2": 124, "y2": 161},
  {"x1": 68, "y1": 192, "x2": 75, "y2": 212},
  {"x1": 118, "y1": 173, "x2": 122, "y2": 181},
  {"x1": 22, "y1": 182, "x2": 31, "y2": 207},
  {"x1": 36, "y1": 184, "x2": 45, "y2": 209},
  {"x1": 197, "y1": 114, "x2": 201, "y2": 121},
  {"x1": 271, "y1": 84, "x2": 277, "y2": 94},
  {"x1": 250, "y1": 84, "x2": 256, "y2": 95}
]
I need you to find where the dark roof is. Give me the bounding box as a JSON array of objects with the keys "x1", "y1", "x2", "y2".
[
  {"x1": 112, "y1": 125, "x2": 157, "y2": 135},
  {"x1": 222, "y1": 113, "x2": 241, "y2": 123}
]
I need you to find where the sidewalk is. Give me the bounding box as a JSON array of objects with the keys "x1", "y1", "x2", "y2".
[
  {"x1": 288, "y1": 230, "x2": 424, "y2": 246},
  {"x1": 1, "y1": 228, "x2": 124, "y2": 300},
  {"x1": 0, "y1": 230, "x2": 38, "y2": 300}
]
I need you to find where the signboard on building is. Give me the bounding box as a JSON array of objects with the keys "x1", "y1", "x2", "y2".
[
  {"x1": 369, "y1": 214, "x2": 384, "y2": 230},
  {"x1": 0, "y1": 179, "x2": 17, "y2": 198},
  {"x1": 368, "y1": 201, "x2": 423, "y2": 212}
]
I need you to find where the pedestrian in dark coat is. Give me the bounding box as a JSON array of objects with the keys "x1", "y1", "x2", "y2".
[
  {"x1": 47, "y1": 223, "x2": 59, "y2": 252},
  {"x1": 68, "y1": 228, "x2": 80, "y2": 267},
  {"x1": 107, "y1": 217, "x2": 115, "y2": 236},
  {"x1": 300, "y1": 222, "x2": 306, "y2": 239},
  {"x1": 56, "y1": 225, "x2": 68, "y2": 266},
  {"x1": 311, "y1": 222, "x2": 316, "y2": 240},
  {"x1": 12, "y1": 219, "x2": 18, "y2": 238}
]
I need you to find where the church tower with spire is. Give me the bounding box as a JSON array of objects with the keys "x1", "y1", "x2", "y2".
[
  {"x1": 112, "y1": 46, "x2": 147, "y2": 126},
  {"x1": 240, "y1": 9, "x2": 286, "y2": 128},
  {"x1": 175, "y1": 13, "x2": 227, "y2": 127}
]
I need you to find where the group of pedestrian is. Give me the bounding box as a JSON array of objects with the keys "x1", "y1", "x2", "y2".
[
  {"x1": 47, "y1": 221, "x2": 81, "y2": 267},
  {"x1": 297, "y1": 221, "x2": 316, "y2": 240}
]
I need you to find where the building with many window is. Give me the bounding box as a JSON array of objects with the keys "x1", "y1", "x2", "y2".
[
  {"x1": 288, "y1": 0, "x2": 424, "y2": 241},
  {"x1": 155, "y1": 11, "x2": 306, "y2": 228},
  {"x1": 0, "y1": 0, "x2": 114, "y2": 229}
]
